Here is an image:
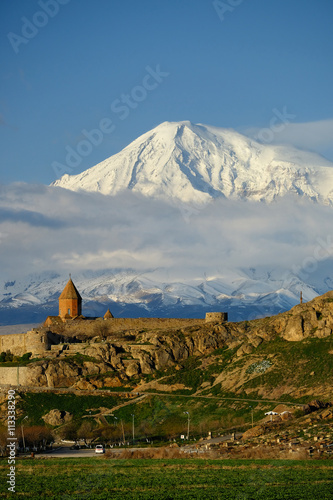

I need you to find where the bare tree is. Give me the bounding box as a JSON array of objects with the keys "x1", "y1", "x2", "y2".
[
  {"x1": 58, "y1": 422, "x2": 78, "y2": 443},
  {"x1": 77, "y1": 421, "x2": 94, "y2": 446},
  {"x1": 0, "y1": 426, "x2": 9, "y2": 456},
  {"x1": 23, "y1": 426, "x2": 53, "y2": 450}
]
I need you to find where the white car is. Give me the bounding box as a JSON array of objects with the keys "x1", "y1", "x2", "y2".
[{"x1": 95, "y1": 445, "x2": 105, "y2": 454}]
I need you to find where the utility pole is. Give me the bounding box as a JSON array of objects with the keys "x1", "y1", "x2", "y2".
[
  {"x1": 121, "y1": 420, "x2": 125, "y2": 444},
  {"x1": 21, "y1": 416, "x2": 28, "y2": 452},
  {"x1": 184, "y1": 411, "x2": 190, "y2": 440},
  {"x1": 300, "y1": 291, "x2": 303, "y2": 304},
  {"x1": 131, "y1": 414, "x2": 135, "y2": 445}
]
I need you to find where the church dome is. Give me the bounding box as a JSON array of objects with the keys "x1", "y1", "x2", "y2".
[
  {"x1": 59, "y1": 278, "x2": 82, "y2": 300},
  {"x1": 104, "y1": 308, "x2": 114, "y2": 319}
]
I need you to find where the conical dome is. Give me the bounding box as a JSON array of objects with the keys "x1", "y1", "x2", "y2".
[
  {"x1": 59, "y1": 278, "x2": 82, "y2": 300},
  {"x1": 104, "y1": 308, "x2": 114, "y2": 319}
]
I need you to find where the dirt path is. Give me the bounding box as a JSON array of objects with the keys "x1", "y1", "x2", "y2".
[{"x1": 1, "y1": 383, "x2": 302, "y2": 406}]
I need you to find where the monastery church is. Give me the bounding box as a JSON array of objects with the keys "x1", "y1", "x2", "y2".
[
  {"x1": 44, "y1": 276, "x2": 113, "y2": 326},
  {"x1": 0, "y1": 278, "x2": 114, "y2": 357},
  {"x1": 58, "y1": 276, "x2": 82, "y2": 318}
]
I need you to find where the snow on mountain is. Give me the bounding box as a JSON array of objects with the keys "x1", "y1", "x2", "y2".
[
  {"x1": 0, "y1": 266, "x2": 324, "y2": 325},
  {"x1": 3, "y1": 121, "x2": 333, "y2": 325},
  {"x1": 52, "y1": 121, "x2": 333, "y2": 206}
]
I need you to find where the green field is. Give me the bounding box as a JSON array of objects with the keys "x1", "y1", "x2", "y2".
[{"x1": 1, "y1": 458, "x2": 332, "y2": 499}]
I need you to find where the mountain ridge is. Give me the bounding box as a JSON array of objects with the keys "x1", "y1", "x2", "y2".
[
  {"x1": 52, "y1": 120, "x2": 333, "y2": 206},
  {"x1": 0, "y1": 266, "x2": 326, "y2": 326}
]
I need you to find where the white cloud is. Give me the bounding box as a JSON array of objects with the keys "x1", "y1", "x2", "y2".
[
  {"x1": 1, "y1": 183, "x2": 333, "y2": 287},
  {"x1": 243, "y1": 119, "x2": 333, "y2": 161}
]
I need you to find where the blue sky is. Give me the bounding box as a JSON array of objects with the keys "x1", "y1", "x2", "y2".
[{"x1": 1, "y1": 0, "x2": 333, "y2": 184}]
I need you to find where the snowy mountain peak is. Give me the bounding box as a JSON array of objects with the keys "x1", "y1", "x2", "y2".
[{"x1": 52, "y1": 121, "x2": 333, "y2": 206}]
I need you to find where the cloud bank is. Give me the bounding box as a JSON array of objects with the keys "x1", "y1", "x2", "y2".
[
  {"x1": 244, "y1": 119, "x2": 333, "y2": 161},
  {"x1": 1, "y1": 182, "x2": 333, "y2": 286}
]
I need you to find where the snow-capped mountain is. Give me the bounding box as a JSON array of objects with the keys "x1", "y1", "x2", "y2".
[
  {"x1": 1, "y1": 264, "x2": 332, "y2": 326},
  {"x1": 2, "y1": 121, "x2": 333, "y2": 327},
  {"x1": 52, "y1": 121, "x2": 333, "y2": 206}
]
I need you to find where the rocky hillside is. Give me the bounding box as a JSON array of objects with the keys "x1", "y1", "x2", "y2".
[{"x1": 11, "y1": 290, "x2": 333, "y2": 401}]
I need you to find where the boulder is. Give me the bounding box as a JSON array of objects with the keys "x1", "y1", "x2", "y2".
[
  {"x1": 236, "y1": 344, "x2": 254, "y2": 357},
  {"x1": 42, "y1": 409, "x2": 72, "y2": 426},
  {"x1": 320, "y1": 408, "x2": 333, "y2": 419},
  {"x1": 125, "y1": 360, "x2": 141, "y2": 377},
  {"x1": 26, "y1": 364, "x2": 47, "y2": 386},
  {"x1": 45, "y1": 361, "x2": 79, "y2": 387},
  {"x1": 73, "y1": 379, "x2": 99, "y2": 390},
  {"x1": 249, "y1": 336, "x2": 263, "y2": 348},
  {"x1": 282, "y1": 315, "x2": 305, "y2": 341},
  {"x1": 103, "y1": 376, "x2": 122, "y2": 388},
  {"x1": 242, "y1": 425, "x2": 265, "y2": 439}
]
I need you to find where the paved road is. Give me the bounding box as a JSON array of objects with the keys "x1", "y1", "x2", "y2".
[
  {"x1": 36, "y1": 446, "x2": 152, "y2": 459},
  {"x1": 37, "y1": 447, "x2": 97, "y2": 458},
  {"x1": 31, "y1": 432, "x2": 244, "y2": 459}
]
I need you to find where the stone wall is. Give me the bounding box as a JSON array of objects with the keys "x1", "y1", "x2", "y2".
[
  {"x1": 102, "y1": 317, "x2": 206, "y2": 331},
  {"x1": 59, "y1": 297, "x2": 81, "y2": 318},
  {"x1": 0, "y1": 329, "x2": 56, "y2": 357},
  {"x1": 0, "y1": 333, "x2": 28, "y2": 357},
  {"x1": 0, "y1": 367, "x2": 28, "y2": 386},
  {"x1": 205, "y1": 312, "x2": 228, "y2": 323},
  {"x1": 0, "y1": 317, "x2": 209, "y2": 357}
]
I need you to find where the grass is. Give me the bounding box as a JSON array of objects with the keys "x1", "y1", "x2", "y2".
[
  {"x1": 0, "y1": 357, "x2": 42, "y2": 367},
  {"x1": 158, "y1": 347, "x2": 238, "y2": 394},
  {"x1": 0, "y1": 458, "x2": 332, "y2": 499},
  {"x1": 61, "y1": 353, "x2": 100, "y2": 365},
  {"x1": 16, "y1": 391, "x2": 271, "y2": 437},
  {"x1": 144, "y1": 335, "x2": 333, "y2": 405},
  {"x1": 18, "y1": 392, "x2": 124, "y2": 425},
  {"x1": 14, "y1": 334, "x2": 333, "y2": 438},
  {"x1": 239, "y1": 336, "x2": 333, "y2": 399},
  {"x1": 145, "y1": 336, "x2": 333, "y2": 403}
]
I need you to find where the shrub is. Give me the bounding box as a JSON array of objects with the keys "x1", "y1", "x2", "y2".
[{"x1": 21, "y1": 352, "x2": 32, "y2": 361}]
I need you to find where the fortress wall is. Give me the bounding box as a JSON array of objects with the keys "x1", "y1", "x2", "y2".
[
  {"x1": 0, "y1": 315, "x2": 220, "y2": 358},
  {"x1": 205, "y1": 312, "x2": 228, "y2": 323},
  {"x1": 0, "y1": 330, "x2": 49, "y2": 357},
  {"x1": 102, "y1": 317, "x2": 206, "y2": 331},
  {"x1": 25, "y1": 330, "x2": 50, "y2": 355},
  {"x1": 0, "y1": 333, "x2": 27, "y2": 356},
  {"x1": 0, "y1": 366, "x2": 28, "y2": 386}
]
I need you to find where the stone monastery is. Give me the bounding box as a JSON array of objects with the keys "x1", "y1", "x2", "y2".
[
  {"x1": 0, "y1": 277, "x2": 114, "y2": 358},
  {"x1": 43, "y1": 276, "x2": 82, "y2": 326},
  {"x1": 43, "y1": 276, "x2": 113, "y2": 326},
  {"x1": 0, "y1": 277, "x2": 227, "y2": 359}
]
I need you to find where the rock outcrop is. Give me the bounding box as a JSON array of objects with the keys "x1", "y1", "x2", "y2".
[
  {"x1": 4, "y1": 290, "x2": 333, "y2": 392},
  {"x1": 42, "y1": 409, "x2": 73, "y2": 426}
]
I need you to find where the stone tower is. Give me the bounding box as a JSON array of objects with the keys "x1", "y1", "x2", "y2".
[{"x1": 59, "y1": 277, "x2": 82, "y2": 318}]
